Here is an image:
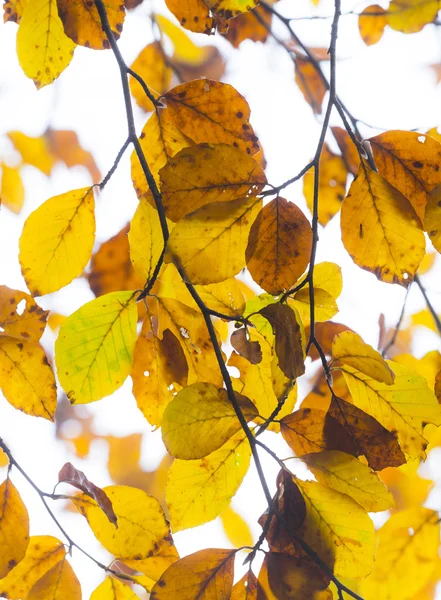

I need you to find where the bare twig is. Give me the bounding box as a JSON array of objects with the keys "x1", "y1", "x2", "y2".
[{"x1": 414, "y1": 275, "x2": 441, "y2": 335}]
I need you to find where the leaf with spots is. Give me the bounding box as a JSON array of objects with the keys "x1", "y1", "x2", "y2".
[
  {"x1": 0, "y1": 337, "x2": 57, "y2": 420},
  {"x1": 166, "y1": 431, "x2": 251, "y2": 531},
  {"x1": 19, "y1": 187, "x2": 95, "y2": 296},
  {"x1": 16, "y1": 0, "x2": 75, "y2": 89},
  {"x1": 0, "y1": 479, "x2": 29, "y2": 578},
  {"x1": 0, "y1": 536, "x2": 65, "y2": 600},
  {"x1": 0, "y1": 286, "x2": 48, "y2": 342},
  {"x1": 163, "y1": 80, "x2": 259, "y2": 155},
  {"x1": 55, "y1": 291, "x2": 138, "y2": 404},
  {"x1": 161, "y1": 382, "x2": 257, "y2": 459},
  {"x1": 3, "y1": 0, "x2": 27, "y2": 23},
  {"x1": 424, "y1": 183, "x2": 441, "y2": 253},
  {"x1": 72, "y1": 485, "x2": 173, "y2": 559},
  {"x1": 341, "y1": 162, "x2": 425, "y2": 287},
  {"x1": 164, "y1": 0, "x2": 214, "y2": 34},
  {"x1": 56, "y1": 0, "x2": 125, "y2": 49},
  {"x1": 27, "y1": 558, "x2": 81, "y2": 600},
  {"x1": 358, "y1": 5, "x2": 387, "y2": 45}
]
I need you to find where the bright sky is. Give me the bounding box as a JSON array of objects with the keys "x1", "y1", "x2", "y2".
[{"x1": 1, "y1": 0, "x2": 441, "y2": 596}]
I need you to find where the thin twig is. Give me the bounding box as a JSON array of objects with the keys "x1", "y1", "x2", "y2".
[
  {"x1": 99, "y1": 137, "x2": 130, "y2": 190},
  {"x1": 382, "y1": 288, "x2": 410, "y2": 357},
  {"x1": 415, "y1": 274, "x2": 441, "y2": 335}
]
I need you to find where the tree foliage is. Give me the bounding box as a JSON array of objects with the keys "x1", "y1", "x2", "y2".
[{"x1": 1, "y1": 0, "x2": 441, "y2": 598}]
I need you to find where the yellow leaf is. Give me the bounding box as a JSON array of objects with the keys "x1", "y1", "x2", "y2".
[
  {"x1": 332, "y1": 331, "x2": 395, "y2": 384},
  {"x1": 156, "y1": 297, "x2": 223, "y2": 387},
  {"x1": 156, "y1": 14, "x2": 209, "y2": 62},
  {"x1": 220, "y1": 505, "x2": 253, "y2": 548},
  {"x1": 0, "y1": 450, "x2": 8, "y2": 468},
  {"x1": 0, "y1": 337, "x2": 57, "y2": 420},
  {"x1": 295, "y1": 56, "x2": 327, "y2": 115},
  {"x1": 19, "y1": 188, "x2": 95, "y2": 296},
  {"x1": 394, "y1": 350, "x2": 441, "y2": 389},
  {"x1": 166, "y1": 432, "x2": 251, "y2": 531},
  {"x1": 129, "y1": 200, "x2": 165, "y2": 281},
  {"x1": 90, "y1": 577, "x2": 140, "y2": 600},
  {"x1": 194, "y1": 279, "x2": 246, "y2": 317},
  {"x1": 16, "y1": 0, "x2": 75, "y2": 89},
  {"x1": 0, "y1": 479, "x2": 29, "y2": 578},
  {"x1": 342, "y1": 361, "x2": 441, "y2": 458},
  {"x1": 360, "y1": 507, "x2": 440, "y2": 599},
  {"x1": 129, "y1": 42, "x2": 172, "y2": 112},
  {"x1": 72, "y1": 485, "x2": 172, "y2": 559},
  {"x1": 302, "y1": 451, "x2": 394, "y2": 512},
  {"x1": 0, "y1": 285, "x2": 48, "y2": 341},
  {"x1": 166, "y1": 196, "x2": 262, "y2": 284},
  {"x1": 424, "y1": 183, "x2": 441, "y2": 253},
  {"x1": 358, "y1": 5, "x2": 388, "y2": 45},
  {"x1": 132, "y1": 311, "x2": 187, "y2": 428},
  {"x1": 224, "y1": 4, "x2": 271, "y2": 48},
  {"x1": 245, "y1": 197, "x2": 312, "y2": 294},
  {"x1": 289, "y1": 287, "x2": 338, "y2": 325},
  {"x1": 45, "y1": 129, "x2": 101, "y2": 183},
  {"x1": 27, "y1": 558, "x2": 81, "y2": 600},
  {"x1": 3, "y1": 0, "x2": 27, "y2": 23},
  {"x1": 341, "y1": 163, "x2": 425, "y2": 287},
  {"x1": 131, "y1": 110, "x2": 192, "y2": 191},
  {"x1": 88, "y1": 226, "x2": 145, "y2": 298},
  {"x1": 55, "y1": 291, "x2": 138, "y2": 404},
  {"x1": 164, "y1": 0, "x2": 214, "y2": 34},
  {"x1": 369, "y1": 131, "x2": 441, "y2": 220},
  {"x1": 7, "y1": 131, "x2": 54, "y2": 176},
  {"x1": 150, "y1": 549, "x2": 235, "y2": 599},
  {"x1": 295, "y1": 478, "x2": 376, "y2": 579},
  {"x1": 123, "y1": 542, "x2": 179, "y2": 584},
  {"x1": 387, "y1": 0, "x2": 439, "y2": 33},
  {"x1": 162, "y1": 382, "x2": 257, "y2": 459},
  {"x1": 0, "y1": 536, "x2": 65, "y2": 600},
  {"x1": 379, "y1": 461, "x2": 433, "y2": 511},
  {"x1": 159, "y1": 143, "x2": 266, "y2": 221},
  {"x1": 417, "y1": 250, "x2": 436, "y2": 274},
  {"x1": 206, "y1": 0, "x2": 260, "y2": 17},
  {"x1": 303, "y1": 144, "x2": 348, "y2": 225},
  {"x1": 56, "y1": 0, "x2": 125, "y2": 49},
  {"x1": 164, "y1": 79, "x2": 259, "y2": 155},
  {"x1": 1, "y1": 164, "x2": 24, "y2": 213},
  {"x1": 296, "y1": 261, "x2": 343, "y2": 300}
]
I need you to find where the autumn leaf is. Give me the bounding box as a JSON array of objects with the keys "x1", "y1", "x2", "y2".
[
  {"x1": 369, "y1": 130, "x2": 441, "y2": 220},
  {"x1": 45, "y1": 129, "x2": 101, "y2": 183},
  {"x1": 331, "y1": 126, "x2": 360, "y2": 174},
  {"x1": 0, "y1": 286, "x2": 48, "y2": 341},
  {"x1": 358, "y1": 5, "x2": 388, "y2": 45},
  {"x1": 55, "y1": 291, "x2": 138, "y2": 404},
  {"x1": 0, "y1": 536, "x2": 65, "y2": 600},
  {"x1": 159, "y1": 143, "x2": 266, "y2": 221},
  {"x1": 164, "y1": 0, "x2": 214, "y2": 34},
  {"x1": 166, "y1": 195, "x2": 262, "y2": 284},
  {"x1": 0, "y1": 164, "x2": 24, "y2": 213},
  {"x1": 72, "y1": 485, "x2": 172, "y2": 559},
  {"x1": 294, "y1": 261, "x2": 343, "y2": 301},
  {"x1": 0, "y1": 479, "x2": 29, "y2": 578},
  {"x1": 129, "y1": 42, "x2": 172, "y2": 111},
  {"x1": 289, "y1": 288, "x2": 338, "y2": 325},
  {"x1": 19, "y1": 188, "x2": 95, "y2": 296},
  {"x1": 150, "y1": 549, "x2": 236, "y2": 599},
  {"x1": 7, "y1": 131, "x2": 55, "y2": 176},
  {"x1": 224, "y1": 4, "x2": 271, "y2": 47},
  {"x1": 387, "y1": 0, "x2": 440, "y2": 33},
  {"x1": 3, "y1": 0, "x2": 27, "y2": 23},
  {"x1": 161, "y1": 382, "x2": 257, "y2": 459},
  {"x1": 27, "y1": 557, "x2": 81, "y2": 600},
  {"x1": 231, "y1": 328, "x2": 262, "y2": 364},
  {"x1": 57, "y1": 0, "x2": 125, "y2": 48},
  {"x1": 341, "y1": 162, "x2": 425, "y2": 286},
  {"x1": 166, "y1": 432, "x2": 251, "y2": 531},
  {"x1": 163, "y1": 79, "x2": 259, "y2": 154},
  {"x1": 194, "y1": 279, "x2": 246, "y2": 317},
  {"x1": 129, "y1": 200, "x2": 165, "y2": 281},
  {"x1": 245, "y1": 197, "x2": 312, "y2": 294},
  {"x1": 0, "y1": 337, "x2": 57, "y2": 419},
  {"x1": 295, "y1": 56, "x2": 327, "y2": 115},
  {"x1": 424, "y1": 183, "x2": 441, "y2": 253},
  {"x1": 231, "y1": 569, "x2": 258, "y2": 599},
  {"x1": 16, "y1": 0, "x2": 75, "y2": 88},
  {"x1": 332, "y1": 330, "x2": 395, "y2": 384},
  {"x1": 122, "y1": 540, "x2": 179, "y2": 583},
  {"x1": 90, "y1": 577, "x2": 140, "y2": 599},
  {"x1": 221, "y1": 505, "x2": 253, "y2": 548}
]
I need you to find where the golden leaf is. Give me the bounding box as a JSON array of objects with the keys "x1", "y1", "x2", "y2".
[
  {"x1": 90, "y1": 577, "x2": 140, "y2": 599},
  {"x1": 0, "y1": 286, "x2": 48, "y2": 341},
  {"x1": 358, "y1": 5, "x2": 388, "y2": 45},
  {"x1": 0, "y1": 164, "x2": 24, "y2": 213},
  {"x1": 164, "y1": 0, "x2": 214, "y2": 34},
  {"x1": 129, "y1": 42, "x2": 172, "y2": 112},
  {"x1": 424, "y1": 183, "x2": 441, "y2": 253},
  {"x1": 194, "y1": 278, "x2": 246, "y2": 317},
  {"x1": 7, "y1": 131, "x2": 54, "y2": 176},
  {"x1": 128, "y1": 200, "x2": 165, "y2": 281},
  {"x1": 294, "y1": 56, "x2": 327, "y2": 115},
  {"x1": 56, "y1": 0, "x2": 125, "y2": 48},
  {"x1": 27, "y1": 558, "x2": 81, "y2": 600},
  {"x1": 221, "y1": 505, "x2": 253, "y2": 548},
  {"x1": 388, "y1": 0, "x2": 439, "y2": 33},
  {"x1": 0, "y1": 479, "x2": 29, "y2": 578}
]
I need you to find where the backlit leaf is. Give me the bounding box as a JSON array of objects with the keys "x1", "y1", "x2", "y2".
[
  {"x1": 230, "y1": 328, "x2": 262, "y2": 364},
  {"x1": 27, "y1": 558, "x2": 81, "y2": 600},
  {"x1": 55, "y1": 291, "x2": 137, "y2": 404},
  {"x1": 194, "y1": 279, "x2": 246, "y2": 317},
  {"x1": 164, "y1": 79, "x2": 259, "y2": 155},
  {"x1": 332, "y1": 331, "x2": 395, "y2": 384},
  {"x1": 0, "y1": 337, "x2": 57, "y2": 419},
  {"x1": 45, "y1": 129, "x2": 101, "y2": 183},
  {"x1": 341, "y1": 163, "x2": 425, "y2": 286},
  {"x1": 296, "y1": 261, "x2": 343, "y2": 300},
  {"x1": 331, "y1": 126, "x2": 360, "y2": 174},
  {"x1": 302, "y1": 450, "x2": 394, "y2": 512},
  {"x1": 19, "y1": 187, "x2": 95, "y2": 296},
  {"x1": 231, "y1": 570, "x2": 258, "y2": 599},
  {"x1": 150, "y1": 549, "x2": 235, "y2": 599},
  {"x1": 221, "y1": 505, "x2": 253, "y2": 548},
  {"x1": 289, "y1": 288, "x2": 338, "y2": 325},
  {"x1": 159, "y1": 143, "x2": 266, "y2": 221},
  {"x1": 16, "y1": 0, "x2": 75, "y2": 88},
  {"x1": 72, "y1": 485, "x2": 172, "y2": 559},
  {"x1": 123, "y1": 540, "x2": 179, "y2": 584},
  {"x1": 129, "y1": 42, "x2": 172, "y2": 112},
  {"x1": 224, "y1": 4, "x2": 271, "y2": 47},
  {"x1": 90, "y1": 577, "x2": 140, "y2": 600},
  {"x1": 57, "y1": 0, "x2": 124, "y2": 48},
  {"x1": 0, "y1": 164, "x2": 24, "y2": 213},
  {"x1": 358, "y1": 5, "x2": 387, "y2": 45},
  {"x1": 0, "y1": 286, "x2": 48, "y2": 341},
  {"x1": 245, "y1": 197, "x2": 312, "y2": 294},
  {"x1": 424, "y1": 183, "x2": 441, "y2": 253},
  {"x1": 164, "y1": 0, "x2": 214, "y2": 34},
  {"x1": 166, "y1": 196, "x2": 262, "y2": 284},
  {"x1": 162, "y1": 382, "x2": 257, "y2": 459},
  {"x1": 128, "y1": 200, "x2": 164, "y2": 281},
  {"x1": 342, "y1": 361, "x2": 441, "y2": 457},
  {"x1": 369, "y1": 130, "x2": 441, "y2": 220},
  {"x1": 0, "y1": 536, "x2": 65, "y2": 600},
  {"x1": 7, "y1": 131, "x2": 54, "y2": 176},
  {"x1": 388, "y1": 0, "x2": 439, "y2": 33},
  {"x1": 166, "y1": 432, "x2": 251, "y2": 531},
  {"x1": 295, "y1": 56, "x2": 327, "y2": 115},
  {"x1": 0, "y1": 479, "x2": 29, "y2": 578}
]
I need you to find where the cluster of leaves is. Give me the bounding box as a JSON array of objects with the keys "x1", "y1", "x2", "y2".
[{"x1": 2, "y1": 0, "x2": 441, "y2": 598}]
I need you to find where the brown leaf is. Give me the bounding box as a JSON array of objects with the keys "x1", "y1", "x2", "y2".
[
  {"x1": 331, "y1": 126, "x2": 360, "y2": 174},
  {"x1": 58, "y1": 462, "x2": 118, "y2": 526},
  {"x1": 232, "y1": 569, "x2": 258, "y2": 599},
  {"x1": 328, "y1": 396, "x2": 406, "y2": 470},
  {"x1": 260, "y1": 304, "x2": 305, "y2": 379},
  {"x1": 45, "y1": 129, "x2": 101, "y2": 183},
  {"x1": 231, "y1": 328, "x2": 262, "y2": 364}
]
